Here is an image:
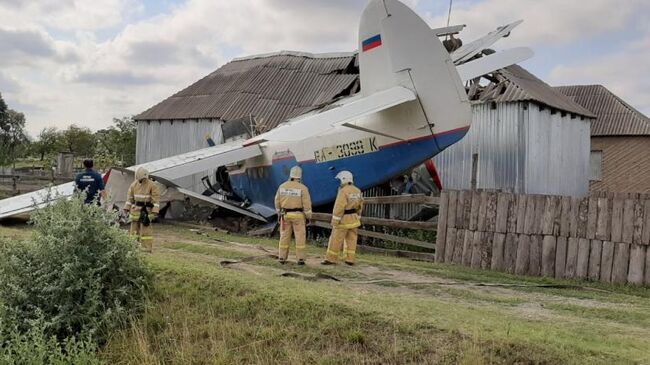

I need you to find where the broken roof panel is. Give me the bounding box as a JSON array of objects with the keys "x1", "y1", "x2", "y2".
[
  {"x1": 555, "y1": 84, "x2": 650, "y2": 136},
  {"x1": 135, "y1": 52, "x2": 358, "y2": 130}
]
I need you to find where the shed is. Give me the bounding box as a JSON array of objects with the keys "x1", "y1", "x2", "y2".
[
  {"x1": 555, "y1": 85, "x2": 650, "y2": 193},
  {"x1": 432, "y1": 65, "x2": 596, "y2": 197}
]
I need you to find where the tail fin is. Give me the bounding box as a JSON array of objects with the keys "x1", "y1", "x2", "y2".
[{"x1": 358, "y1": 0, "x2": 471, "y2": 137}]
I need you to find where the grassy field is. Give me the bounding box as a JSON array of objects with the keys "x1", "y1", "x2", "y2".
[{"x1": 2, "y1": 222, "x2": 650, "y2": 364}]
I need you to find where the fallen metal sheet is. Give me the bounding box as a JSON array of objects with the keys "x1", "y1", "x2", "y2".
[
  {"x1": 0, "y1": 181, "x2": 75, "y2": 220},
  {"x1": 456, "y1": 47, "x2": 534, "y2": 81},
  {"x1": 451, "y1": 20, "x2": 523, "y2": 64},
  {"x1": 175, "y1": 187, "x2": 267, "y2": 222},
  {"x1": 244, "y1": 86, "x2": 417, "y2": 144}
]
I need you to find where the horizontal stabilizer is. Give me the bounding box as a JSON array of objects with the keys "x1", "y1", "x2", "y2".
[
  {"x1": 431, "y1": 24, "x2": 465, "y2": 37},
  {"x1": 451, "y1": 20, "x2": 523, "y2": 64},
  {"x1": 456, "y1": 47, "x2": 533, "y2": 81},
  {"x1": 245, "y1": 86, "x2": 416, "y2": 144}
]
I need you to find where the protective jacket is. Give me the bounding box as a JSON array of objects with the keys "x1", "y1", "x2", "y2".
[
  {"x1": 125, "y1": 178, "x2": 161, "y2": 218},
  {"x1": 274, "y1": 180, "x2": 312, "y2": 219},
  {"x1": 331, "y1": 184, "x2": 364, "y2": 229}
]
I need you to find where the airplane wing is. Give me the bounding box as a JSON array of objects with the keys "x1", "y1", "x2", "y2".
[
  {"x1": 451, "y1": 20, "x2": 523, "y2": 64},
  {"x1": 0, "y1": 140, "x2": 263, "y2": 220},
  {"x1": 456, "y1": 47, "x2": 533, "y2": 81},
  {"x1": 244, "y1": 86, "x2": 417, "y2": 144}
]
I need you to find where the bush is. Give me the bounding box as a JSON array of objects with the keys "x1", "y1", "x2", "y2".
[{"x1": 0, "y1": 192, "x2": 152, "y2": 342}]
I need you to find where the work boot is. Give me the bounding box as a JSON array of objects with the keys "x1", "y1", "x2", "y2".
[
  {"x1": 320, "y1": 260, "x2": 335, "y2": 265},
  {"x1": 297, "y1": 259, "x2": 305, "y2": 266},
  {"x1": 344, "y1": 261, "x2": 355, "y2": 266},
  {"x1": 278, "y1": 258, "x2": 287, "y2": 265}
]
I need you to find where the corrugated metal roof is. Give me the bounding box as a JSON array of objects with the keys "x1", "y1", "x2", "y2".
[
  {"x1": 135, "y1": 52, "x2": 358, "y2": 131},
  {"x1": 554, "y1": 85, "x2": 650, "y2": 136},
  {"x1": 475, "y1": 65, "x2": 596, "y2": 118}
]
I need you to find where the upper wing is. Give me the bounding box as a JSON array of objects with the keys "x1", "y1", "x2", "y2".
[
  {"x1": 0, "y1": 181, "x2": 75, "y2": 219},
  {"x1": 244, "y1": 86, "x2": 417, "y2": 144},
  {"x1": 451, "y1": 20, "x2": 523, "y2": 64},
  {"x1": 456, "y1": 47, "x2": 534, "y2": 81}
]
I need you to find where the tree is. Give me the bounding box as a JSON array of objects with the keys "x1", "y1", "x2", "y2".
[
  {"x1": 60, "y1": 124, "x2": 95, "y2": 157},
  {"x1": 0, "y1": 107, "x2": 29, "y2": 167},
  {"x1": 94, "y1": 116, "x2": 137, "y2": 166},
  {"x1": 32, "y1": 127, "x2": 62, "y2": 161}
]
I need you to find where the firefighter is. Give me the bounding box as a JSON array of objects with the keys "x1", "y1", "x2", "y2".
[
  {"x1": 275, "y1": 165, "x2": 312, "y2": 265},
  {"x1": 123, "y1": 167, "x2": 161, "y2": 253},
  {"x1": 322, "y1": 171, "x2": 364, "y2": 265}
]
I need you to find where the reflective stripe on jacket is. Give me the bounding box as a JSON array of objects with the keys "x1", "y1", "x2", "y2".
[
  {"x1": 332, "y1": 184, "x2": 363, "y2": 228},
  {"x1": 125, "y1": 178, "x2": 161, "y2": 214},
  {"x1": 274, "y1": 180, "x2": 312, "y2": 219}
]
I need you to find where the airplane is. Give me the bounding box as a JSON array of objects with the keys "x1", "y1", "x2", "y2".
[{"x1": 0, "y1": 0, "x2": 533, "y2": 222}]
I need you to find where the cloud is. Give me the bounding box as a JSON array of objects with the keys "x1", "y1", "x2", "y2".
[
  {"x1": 74, "y1": 70, "x2": 161, "y2": 86},
  {"x1": 0, "y1": 28, "x2": 55, "y2": 62},
  {"x1": 0, "y1": 72, "x2": 21, "y2": 93}
]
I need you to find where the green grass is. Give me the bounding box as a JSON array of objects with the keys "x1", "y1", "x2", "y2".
[{"x1": 3, "y1": 222, "x2": 650, "y2": 364}]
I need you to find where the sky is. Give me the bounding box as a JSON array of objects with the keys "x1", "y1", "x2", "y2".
[{"x1": 0, "y1": 0, "x2": 648, "y2": 137}]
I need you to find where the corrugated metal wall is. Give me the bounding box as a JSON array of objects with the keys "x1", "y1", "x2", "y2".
[
  {"x1": 136, "y1": 119, "x2": 224, "y2": 192},
  {"x1": 434, "y1": 101, "x2": 591, "y2": 197}
]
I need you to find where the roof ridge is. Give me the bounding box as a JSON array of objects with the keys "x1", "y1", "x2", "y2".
[{"x1": 231, "y1": 50, "x2": 356, "y2": 62}]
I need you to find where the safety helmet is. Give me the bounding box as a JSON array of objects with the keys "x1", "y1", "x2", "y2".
[
  {"x1": 289, "y1": 165, "x2": 302, "y2": 180},
  {"x1": 135, "y1": 167, "x2": 149, "y2": 181},
  {"x1": 335, "y1": 170, "x2": 353, "y2": 185}
]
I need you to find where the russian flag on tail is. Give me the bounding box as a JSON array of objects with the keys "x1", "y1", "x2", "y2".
[{"x1": 362, "y1": 34, "x2": 382, "y2": 52}]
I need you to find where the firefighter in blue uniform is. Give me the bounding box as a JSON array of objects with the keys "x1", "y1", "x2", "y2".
[{"x1": 74, "y1": 159, "x2": 105, "y2": 205}]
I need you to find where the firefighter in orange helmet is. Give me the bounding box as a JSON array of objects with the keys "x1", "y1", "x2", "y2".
[
  {"x1": 123, "y1": 167, "x2": 161, "y2": 253},
  {"x1": 322, "y1": 170, "x2": 364, "y2": 265},
  {"x1": 275, "y1": 166, "x2": 312, "y2": 265}
]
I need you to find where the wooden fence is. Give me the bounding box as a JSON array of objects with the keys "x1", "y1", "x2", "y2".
[{"x1": 435, "y1": 190, "x2": 650, "y2": 285}]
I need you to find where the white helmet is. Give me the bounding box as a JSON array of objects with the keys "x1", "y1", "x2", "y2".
[
  {"x1": 289, "y1": 165, "x2": 302, "y2": 179},
  {"x1": 335, "y1": 170, "x2": 353, "y2": 185},
  {"x1": 135, "y1": 167, "x2": 149, "y2": 181}
]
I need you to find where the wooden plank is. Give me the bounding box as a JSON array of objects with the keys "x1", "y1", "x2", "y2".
[
  {"x1": 462, "y1": 191, "x2": 473, "y2": 229},
  {"x1": 569, "y1": 197, "x2": 580, "y2": 237},
  {"x1": 645, "y1": 248, "x2": 650, "y2": 285},
  {"x1": 560, "y1": 196, "x2": 571, "y2": 237},
  {"x1": 311, "y1": 221, "x2": 437, "y2": 251},
  {"x1": 627, "y1": 244, "x2": 646, "y2": 285},
  {"x1": 612, "y1": 242, "x2": 630, "y2": 284},
  {"x1": 528, "y1": 235, "x2": 542, "y2": 276},
  {"x1": 642, "y1": 200, "x2": 650, "y2": 245},
  {"x1": 515, "y1": 195, "x2": 527, "y2": 234},
  {"x1": 600, "y1": 241, "x2": 615, "y2": 283},
  {"x1": 470, "y1": 231, "x2": 482, "y2": 269},
  {"x1": 576, "y1": 238, "x2": 590, "y2": 279},
  {"x1": 495, "y1": 194, "x2": 510, "y2": 233},
  {"x1": 515, "y1": 234, "x2": 530, "y2": 275},
  {"x1": 311, "y1": 213, "x2": 436, "y2": 231},
  {"x1": 576, "y1": 198, "x2": 589, "y2": 238},
  {"x1": 477, "y1": 191, "x2": 488, "y2": 231},
  {"x1": 586, "y1": 197, "x2": 598, "y2": 239},
  {"x1": 565, "y1": 237, "x2": 579, "y2": 278},
  {"x1": 588, "y1": 240, "x2": 602, "y2": 281},
  {"x1": 610, "y1": 197, "x2": 624, "y2": 242},
  {"x1": 552, "y1": 196, "x2": 562, "y2": 236},
  {"x1": 633, "y1": 200, "x2": 644, "y2": 244},
  {"x1": 362, "y1": 194, "x2": 439, "y2": 205},
  {"x1": 485, "y1": 193, "x2": 498, "y2": 232},
  {"x1": 504, "y1": 233, "x2": 518, "y2": 274},
  {"x1": 541, "y1": 196, "x2": 554, "y2": 235},
  {"x1": 444, "y1": 228, "x2": 457, "y2": 262},
  {"x1": 555, "y1": 236, "x2": 567, "y2": 279},
  {"x1": 523, "y1": 195, "x2": 537, "y2": 234},
  {"x1": 491, "y1": 233, "x2": 506, "y2": 271},
  {"x1": 533, "y1": 196, "x2": 546, "y2": 235},
  {"x1": 541, "y1": 235, "x2": 556, "y2": 277},
  {"x1": 435, "y1": 191, "x2": 449, "y2": 262},
  {"x1": 447, "y1": 190, "x2": 458, "y2": 229},
  {"x1": 461, "y1": 229, "x2": 473, "y2": 266},
  {"x1": 481, "y1": 232, "x2": 494, "y2": 269},
  {"x1": 506, "y1": 194, "x2": 519, "y2": 233},
  {"x1": 621, "y1": 199, "x2": 635, "y2": 243},
  {"x1": 595, "y1": 198, "x2": 610, "y2": 241},
  {"x1": 469, "y1": 191, "x2": 480, "y2": 230},
  {"x1": 452, "y1": 229, "x2": 465, "y2": 264},
  {"x1": 455, "y1": 190, "x2": 468, "y2": 229}
]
